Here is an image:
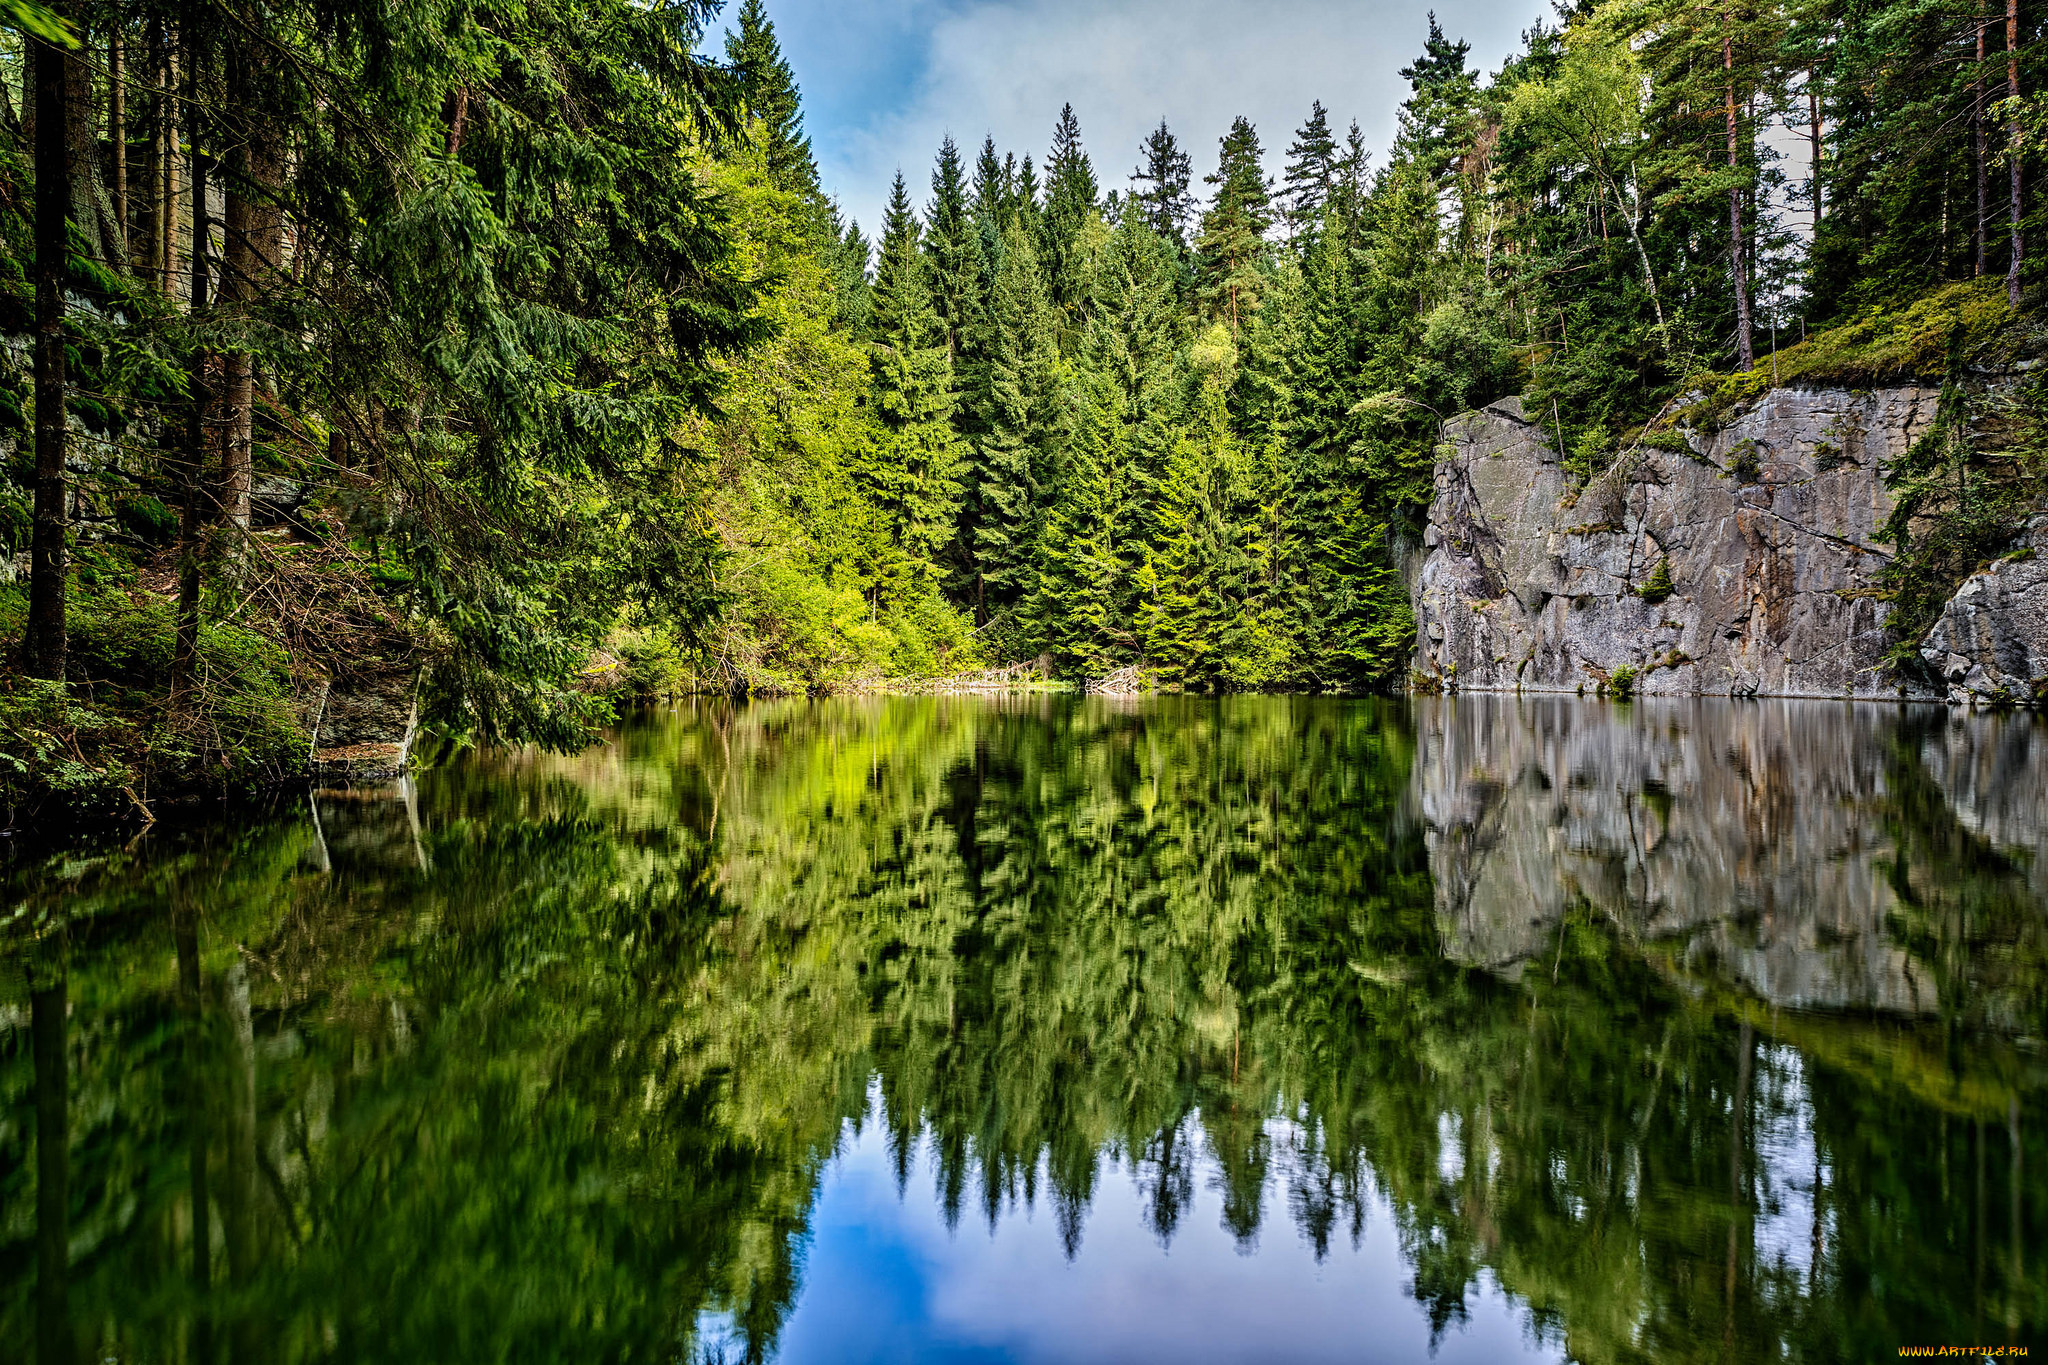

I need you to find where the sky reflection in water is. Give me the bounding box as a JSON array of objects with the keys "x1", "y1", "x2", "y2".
[{"x1": 770, "y1": 1087, "x2": 1559, "y2": 1364}]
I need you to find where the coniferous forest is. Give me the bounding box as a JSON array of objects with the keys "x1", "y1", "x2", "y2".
[{"x1": 1, "y1": 0, "x2": 2044, "y2": 810}]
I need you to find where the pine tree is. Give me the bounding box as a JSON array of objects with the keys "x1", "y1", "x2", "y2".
[
  {"x1": 1196, "y1": 116, "x2": 1274, "y2": 332},
  {"x1": 726, "y1": 0, "x2": 820, "y2": 197},
  {"x1": 1281, "y1": 100, "x2": 1341, "y2": 239},
  {"x1": 1130, "y1": 118, "x2": 1196, "y2": 248},
  {"x1": 1396, "y1": 12, "x2": 1479, "y2": 180}
]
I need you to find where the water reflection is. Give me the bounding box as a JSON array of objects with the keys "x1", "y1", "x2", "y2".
[{"x1": 1, "y1": 696, "x2": 2042, "y2": 1363}]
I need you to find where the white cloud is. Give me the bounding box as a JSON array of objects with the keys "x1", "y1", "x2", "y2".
[{"x1": 801, "y1": 0, "x2": 1552, "y2": 234}]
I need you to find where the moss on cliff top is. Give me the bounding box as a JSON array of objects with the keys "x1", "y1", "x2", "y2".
[{"x1": 1680, "y1": 281, "x2": 2026, "y2": 430}]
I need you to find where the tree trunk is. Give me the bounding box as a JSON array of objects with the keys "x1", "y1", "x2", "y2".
[
  {"x1": 172, "y1": 41, "x2": 213, "y2": 709},
  {"x1": 1725, "y1": 29, "x2": 1755, "y2": 370},
  {"x1": 27, "y1": 31, "x2": 71, "y2": 682},
  {"x1": 220, "y1": 55, "x2": 284, "y2": 541},
  {"x1": 444, "y1": 85, "x2": 470, "y2": 158},
  {"x1": 1809, "y1": 69, "x2": 1825, "y2": 239},
  {"x1": 2008, "y1": 0, "x2": 2024, "y2": 307},
  {"x1": 64, "y1": 33, "x2": 121, "y2": 265},
  {"x1": 142, "y1": 18, "x2": 162, "y2": 285},
  {"x1": 222, "y1": 169, "x2": 253, "y2": 539},
  {"x1": 160, "y1": 36, "x2": 179, "y2": 300},
  {"x1": 1978, "y1": 7, "x2": 1990, "y2": 276},
  {"x1": 109, "y1": 31, "x2": 126, "y2": 262}
]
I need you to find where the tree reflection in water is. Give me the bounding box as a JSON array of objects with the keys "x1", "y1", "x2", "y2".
[{"x1": 2, "y1": 695, "x2": 2043, "y2": 1363}]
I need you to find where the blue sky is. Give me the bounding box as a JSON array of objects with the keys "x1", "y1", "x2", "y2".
[{"x1": 708, "y1": 0, "x2": 1558, "y2": 236}]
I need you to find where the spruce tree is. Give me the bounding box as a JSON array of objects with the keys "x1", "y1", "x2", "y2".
[
  {"x1": 1024, "y1": 379, "x2": 1126, "y2": 674},
  {"x1": 831, "y1": 215, "x2": 874, "y2": 338},
  {"x1": 868, "y1": 172, "x2": 965, "y2": 580},
  {"x1": 1043, "y1": 103, "x2": 1101, "y2": 318},
  {"x1": 1196, "y1": 116, "x2": 1274, "y2": 332},
  {"x1": 1085, "y1": 214, "x2": 1185, "y2": 558},
  {"x1": 871, "y1": 172, "x2": 925, "y2": 341},
  {"x1": 925, "y1": 135, "x2": 983, "y2": 361},
  {"x1": 726, "y1": 0, "x2": 821, "y2": 196},
  {"x1": 1136, "y1": 385, "x2": 1259, "y2": 690},
  {"x1": 1130, "y1": 118, "x2": 1196, "y2": 248},
  {"x1": 975, "y1": 220, "x2": 1065, "y2": 610},
  {"x1": 1015, "y1": 154, "x2": 1043, "y2": 230},
  {"x1": 1281, "y1": 100, "x2": 1341, "y2": 239},
  {"x1": 973, "y1": 136, "x2": 1011, "y2": 230}
]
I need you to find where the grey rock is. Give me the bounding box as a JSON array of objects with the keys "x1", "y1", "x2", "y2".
[
  {"x1": 1414, "y1": 386, "x2": 1937, "y2": 699},
  {"x1": 1919, "y1": 524, "x2": 2048, "y2": 705}
]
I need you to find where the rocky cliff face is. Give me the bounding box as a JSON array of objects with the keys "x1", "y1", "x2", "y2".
[{"x1": 1413, "y1": 387, "x2": 1945, "y2": 699}]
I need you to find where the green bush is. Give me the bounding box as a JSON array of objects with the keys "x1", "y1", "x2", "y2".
[{"x1": 1607, "y1": 664, "x2": 1638, "y2": 700}]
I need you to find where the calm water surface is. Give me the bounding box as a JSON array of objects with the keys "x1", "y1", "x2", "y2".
[{"x1": 3, "y1": 695, "x2": 2045, "y2": 1363}]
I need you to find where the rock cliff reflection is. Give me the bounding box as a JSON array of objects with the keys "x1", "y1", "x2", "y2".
[{"x1": 2, "y1": 696, "x2": 2042, "y2": 1363}]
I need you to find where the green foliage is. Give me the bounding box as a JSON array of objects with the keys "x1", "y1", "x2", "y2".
[
  {"x1": 1685, "y1": 283, "x2": 2022, "y2": 429},
  {"x1": 0, "y1": 580, "x2": 307, "y2": 815},
  {"x1": 1637, "y1": 555, "x2": 1676, "y2": 604},
  {"x1": 1605, "y1": 663, "x2": 1638, "y2": 699}
]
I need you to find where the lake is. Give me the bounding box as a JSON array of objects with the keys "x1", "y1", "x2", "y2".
[{"x1": 3, "y1": 695, "x2": 2044, "y2": 1363}]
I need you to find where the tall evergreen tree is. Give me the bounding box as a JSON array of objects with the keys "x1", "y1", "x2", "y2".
[
  {"x1": 868, "y1": 173, "x2": 965, "y2": 581},
  {"x1": 1196, "y1": 116, "x2": 1274, "y2": 331},
  {"x1": 925, "y1": 135, "x2": 983, "y2": 361},
  {"x1": 1043, "y1": 103, "x2": 1101, "y2": 317},
  {"x1": 1136, "y1": 385, "x2": 1264, "y2": 689},
  {"x1": 871, "y1": 172, "x2": 925, "y2": 341},
  {"x1": 1281, "y1": 100, "x2": 1341, "y2": 239},
  {"x1": 1131, "y1": 118, "x2": 1197, "y2": 248},
  {"x1": 726, "y1": 0, "x2": 820, "y2": 196},
  {"x1": 973, "y1": 136, "x2": 1011, "y2": 230},
  {"x1": 974, "y1": 221, "x2": 1066, "y2": 611},
  {"x1": 1024, "y1": 378, "x2": 1127, "y2": 672},
  {"x1": 830, "y1": 214, "x2": 875, "y2": 338},
  {"x1": 1396, "y1": 12, "x2": 1480, "y2": 179}
]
